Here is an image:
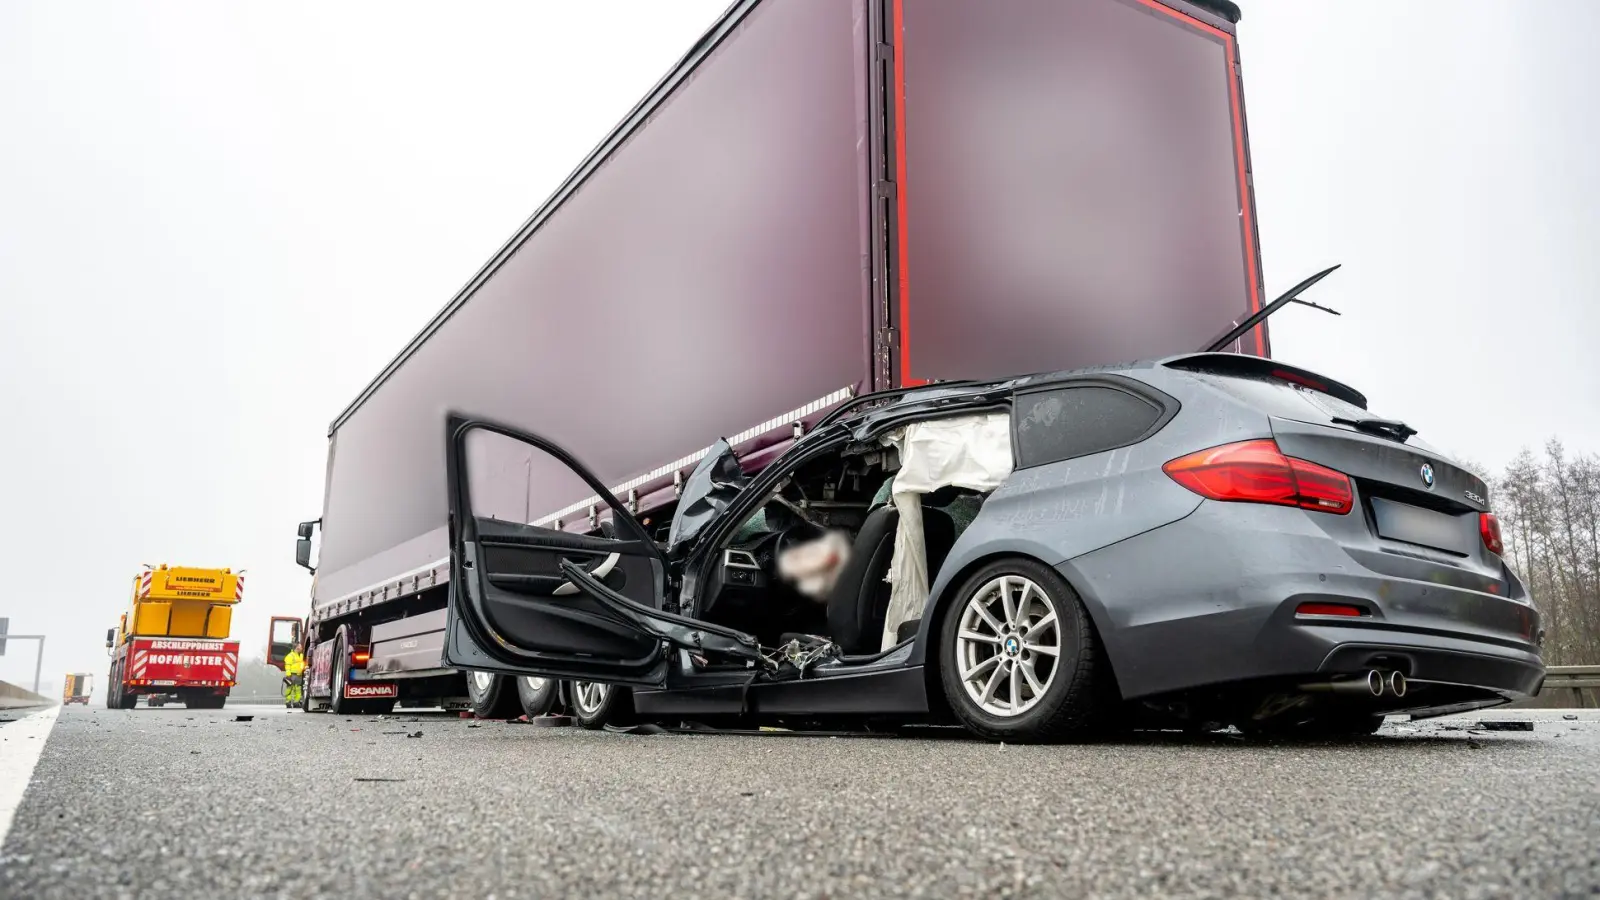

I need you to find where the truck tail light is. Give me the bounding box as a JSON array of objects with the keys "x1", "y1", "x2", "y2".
[
  {"x1": 1479, "y1": 512, "x2": 1504, "y2": 556},
  {"x1": 351, "y1": 646, "x2": 371, "y2": 668},
  {"x1": 1164, "y1": 439, "x2": 1354, "y2": 515}
]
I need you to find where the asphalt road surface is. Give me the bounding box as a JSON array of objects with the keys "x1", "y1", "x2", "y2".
[{"x1": 2, "y1": 704, "x2": 1597, "y2": 899}]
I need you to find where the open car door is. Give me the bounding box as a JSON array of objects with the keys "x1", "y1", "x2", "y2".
[{"x1": 441, "y1": 415, "x2": 765, "y2": 689}]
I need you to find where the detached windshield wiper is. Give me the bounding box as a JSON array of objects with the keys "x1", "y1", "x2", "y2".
[
  {"x1": 1332, "y1": 415, "x2": 1417, "y2": 443},
  {"x1": 1205, "y1": 264, "x2": 1343, "y2": 353}
]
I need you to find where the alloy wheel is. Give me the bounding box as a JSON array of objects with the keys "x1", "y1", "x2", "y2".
[
  {"x1": 572, "y1": 681, "x2": 609, "y2": 716},
  {"x1": 954, "y1": 575, "x2": 1062, "y2": 717}
]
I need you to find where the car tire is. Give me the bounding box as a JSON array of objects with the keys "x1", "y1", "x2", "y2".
[
  {"x1": 464, "y1": 671, "x2": 521, "y2": 719},
  {"x1": 568, "y1": 681, "x2": 633, "y2": 730},
  {"x1": 515, "y1": 676, "x2": 558, "y2": 719},
  {"x1": 938, "y1": 558, "x2": 1111, "y2": 744}
]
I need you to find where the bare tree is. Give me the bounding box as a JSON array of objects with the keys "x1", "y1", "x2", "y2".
[{"x1": 1490, "y1": 443, "x2": 1600, "y2": 665}]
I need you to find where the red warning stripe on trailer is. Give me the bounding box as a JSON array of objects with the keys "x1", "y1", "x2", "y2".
[
  {"x1": 235, "y1": 575, "x2": 245, "y2": 600},
  {"x1": 124, "y1": 637, "x2": 240, "y2": 688},
  {"x1": 138, "y1": 570, "x2": 153, "y2": 599}
]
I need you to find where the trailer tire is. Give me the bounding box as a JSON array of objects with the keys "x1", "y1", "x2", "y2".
[
  {"x1": 464, "y1": 671, "x2": 520, "y2": 719},
  {"x1": 329, "y1": 632, "x2": 354, "y2": 715}
]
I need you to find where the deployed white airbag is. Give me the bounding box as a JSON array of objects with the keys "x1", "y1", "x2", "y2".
[{"x1": 879, "y1": 413, "x2": 1013, "y2": 651}]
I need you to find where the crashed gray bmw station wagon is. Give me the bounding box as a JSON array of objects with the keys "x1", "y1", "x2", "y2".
[{"x1": 440, "y1": 343, "x2": 1545, "y2": 743}]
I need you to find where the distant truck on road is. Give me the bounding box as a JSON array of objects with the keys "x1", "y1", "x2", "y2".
[
  {"x1": 106, "y1": 564, "x2": 243, "y2": 710},
  {"x1": 61, "y1": 673, "x2": 92, "y2": 706},
  {"x1": 276, "y1": 0, "x2": 1267, "y2": 721}
]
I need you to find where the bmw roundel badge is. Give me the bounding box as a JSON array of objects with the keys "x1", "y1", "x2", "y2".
[{"x1": 1420, "y1": 463, "x2": 1435, "y2": 488}]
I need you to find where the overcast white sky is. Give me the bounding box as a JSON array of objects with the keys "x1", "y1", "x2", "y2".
[{"x1": 2, "y1": 1, "x2": 1596, "y2": 694}]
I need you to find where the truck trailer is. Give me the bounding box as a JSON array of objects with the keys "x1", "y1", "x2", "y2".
[
  {"x1": 280, "y1": 0, "x2": 1267, "y2": 720},
  {"x1": 106, "y1": 564, "x2": 243, "y2": 710}
]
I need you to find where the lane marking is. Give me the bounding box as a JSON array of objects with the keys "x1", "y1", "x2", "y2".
[{"x1": 0, "y1": 706, "x2": 60, "y2": 846}]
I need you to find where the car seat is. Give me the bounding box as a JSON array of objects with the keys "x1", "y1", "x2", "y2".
[{"x1": 825, "y1": 504, "x2": 958, "y2": 655}]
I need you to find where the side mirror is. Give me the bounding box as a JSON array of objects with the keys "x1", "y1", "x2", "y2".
[
  {"x1": 297, "y1": 520, "x2": 318, "y2": 539},
  {"x1": 105, "y1": 628, "x2": 116, "y2": 648},
  {"x1": 266, "y1": 617, "x2": 304, "y2": 670},
  {"x1": 295, "y1": 538, "x2": 314, "y2": 572}
]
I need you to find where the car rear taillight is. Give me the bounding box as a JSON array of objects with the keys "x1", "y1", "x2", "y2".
[
  {"x1": 1163, "y1": 439, "x2": 1354, "y2": 515},
  {"x1": 1479, "y1": 512, "x2": 1504, "y2": 556}
]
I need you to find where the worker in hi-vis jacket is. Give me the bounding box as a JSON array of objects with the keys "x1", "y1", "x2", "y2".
[{"x1": 283, "y1": 644, "x2": 306, "y2": 708}]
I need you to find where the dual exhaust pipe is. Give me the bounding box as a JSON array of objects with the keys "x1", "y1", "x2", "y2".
[{"x1": 1301, "y1": 669, "x2": 1407, "y2": 699}]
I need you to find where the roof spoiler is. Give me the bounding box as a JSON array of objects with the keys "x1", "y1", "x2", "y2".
[{"x1": 1160, "y1": 353, "x2": 1369, "y2": 410}]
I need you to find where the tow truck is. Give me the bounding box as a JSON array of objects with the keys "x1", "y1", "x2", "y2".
[{"x1": 105, "y1": 564, "x2": 243, "y2": 710}]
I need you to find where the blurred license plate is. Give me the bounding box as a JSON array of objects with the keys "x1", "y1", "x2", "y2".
[{"x1": 1370, "y1": 497, "x2": 1472, "y2": 555}]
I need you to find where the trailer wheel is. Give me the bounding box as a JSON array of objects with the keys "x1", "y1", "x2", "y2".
[{"x1": 464, "y1": 671, "x2": 521, "y2": 719}]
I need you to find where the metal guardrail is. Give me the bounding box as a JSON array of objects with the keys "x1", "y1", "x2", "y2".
[
  {"x1": 1541, "y1": 665, "x2": 1600, "y2": 690},
  {"x1": 1539, "y1": 665, "x2": 1600, "y2": 708}
]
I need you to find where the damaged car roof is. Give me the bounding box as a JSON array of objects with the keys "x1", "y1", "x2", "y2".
[{"x1": 821, "y1": 352, "x2": 1368, "y2": 441}]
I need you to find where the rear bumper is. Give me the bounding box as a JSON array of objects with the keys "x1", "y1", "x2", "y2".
[
  {"x1": 1063, "y1": 503, "x2": 1545, "y2": 703},
  {"x1": 1314, "y1": 635, "x2": 1544, "y2": 698}
]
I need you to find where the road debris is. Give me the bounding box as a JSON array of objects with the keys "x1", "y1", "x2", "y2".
[{"x1": 1476, "y1": 720, "x2": 1534, "y2": 732}]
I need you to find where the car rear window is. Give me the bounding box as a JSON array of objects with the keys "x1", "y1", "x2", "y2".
[
  {"x1": 1014, "y1": 385, "x2": 1165, "y2": 468},
  {"x1": 1188, "y1": 371, "x2": 1368, "y2": 425},
  {"x1": 1187, "y1": 371, "x2": 1447, "y2": 455}
]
